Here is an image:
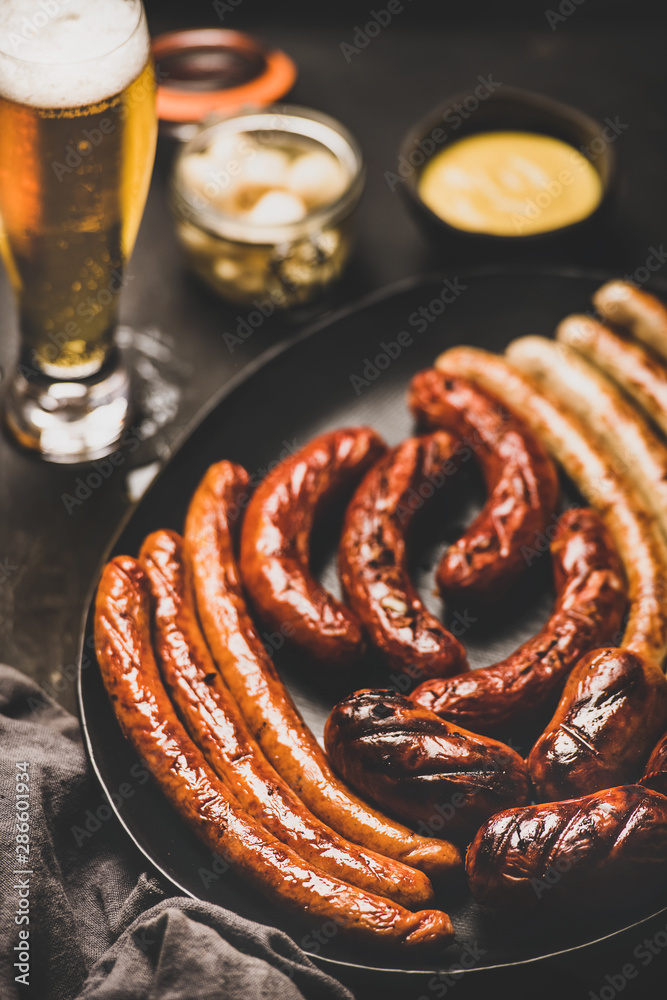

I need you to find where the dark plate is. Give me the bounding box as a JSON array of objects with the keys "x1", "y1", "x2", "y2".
[{"x1": 78, "y1": 267, "x2": 667, "y2": 982}]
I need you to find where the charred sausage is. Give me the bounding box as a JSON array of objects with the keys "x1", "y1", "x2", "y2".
[
  {"x1": 410, "y1": 508, "x2": 627, "y2": 733},
  {"x1": 408, "y1": 369, "x2": 559, "y2": 603},
  {"x1": 140, "y1": 528, "x2": 434, "y2": 909},
  {"x1": 94, "y1": 556, "x2": 455, "y2": 951},
  {"x1": 339, "y1": 433, "x2": 469, "y2": 682},
  {"x1": 324, "y1": 690, "x2": 529, "y2": 842},
  {"x1": 185, "y1": 461, "x2": 462, "y2": 881},
  {"x1": 466, "y1": 785, "x2": 667, "y2": 914},
  {"x1": 239, "y1": 428, "x2": 386, "y2": 667},
  {"x1": 434, "y1": 346, "x2": 667, "y2": 666},
  {"x1": 432, "y1": 347, "x2": 667, "y2": 797},
  {"x1": 529, "y1": 647, "x2": 667, "y2": 800}
]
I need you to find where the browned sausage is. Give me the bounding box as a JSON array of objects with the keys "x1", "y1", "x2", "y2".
[
  {"x1": 557, "y1": 314, "x2": 667, "y2": 441},
  {"x1": 466, "y1": 785, "x2": 667, "y2": 914},
  {"x1": 185, "y1": 461, "x2": 462, "y2": 881},
  {"x1": 239, "y1": 428, "x2": 386, "y2": 667},
  {"x1": 593, "y1": 280, "x2": 667, "y2": 363},
  {"x1": 94, "y1": 556, "x2": 455, "y2": 952},
  {"x1": 324, "y1": 690, "x2": 529, "y2": 842},
  {"x1": 528, "y1": 650, "x2": 667, "y2": 801},
  {"x1": 339, "y1": 433, "x2": 469, "y2": 682},
  {"x1": 432, "y1": 347, "x2": 667, "y2": 798},
  {"x1": 140, "y1": 528, "x2": 434, "y2": 909},
  {"x1": 640, "y1": 729, "x2": 667, "y2": 796},
  {"x1": 408, "y1": 369, "x2": 560, "y2": 603},
  {"x1": 508, "y1": 334, "x2": 667, "y2": 544},
  {"x1": 410, "y1": 508, "x2": 627, "y2": 733}
]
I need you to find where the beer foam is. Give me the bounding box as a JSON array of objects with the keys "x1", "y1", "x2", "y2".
[{"x1": 0, "y1": 0, "x2": 150, "y2": 108}]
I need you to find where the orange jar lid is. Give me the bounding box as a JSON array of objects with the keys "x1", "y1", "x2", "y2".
[{"x1": 152, "y1": 28, "x2": 297, "y2": 132}]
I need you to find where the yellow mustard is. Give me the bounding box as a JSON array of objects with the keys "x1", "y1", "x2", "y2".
[{"x1": 418, "y1": 131, "x2": 602, "y2": 236}]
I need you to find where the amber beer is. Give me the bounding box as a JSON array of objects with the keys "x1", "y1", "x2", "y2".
[{"x1": 0, "y1": 0, "x2": 157, "y2": 379}]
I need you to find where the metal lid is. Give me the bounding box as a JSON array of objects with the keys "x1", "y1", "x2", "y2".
[{"x1": 152, "y1": 28, "x2": 297, "y2": 139}]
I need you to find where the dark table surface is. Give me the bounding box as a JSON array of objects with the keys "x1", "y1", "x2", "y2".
[{"x1": 1, "y1": 1, "x2": 666, "y2": 997}]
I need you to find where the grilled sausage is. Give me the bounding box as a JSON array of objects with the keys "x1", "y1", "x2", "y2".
[
  {"x1": 339, "y1": 433, "x2": 469, "y2": 683},
  {"x1": 593, "y1": 280, "x2": 667, "y2": 363},
  {"x1": 140, "y1": 528, "x2": 434, "y2": 909},
  {"x1": 466, "y1": 785, "x2": 667, "y2": 914},
  {"x1": 432, "y1": 348, "x2": 667, "y2": 797},
  {"x1": 410, "y1": 508, "x2": 627, "y2": 734},
  {"x1": 239, "y1": 428, "x2": 386, "y2": 667},
  {"x1": 324, "y1": 690, "x2": 529, "y2": 842},
  {"x1": 94, "y1": 557, "x2": 455, "y2": 951},
  {"x1": 640, "y1": 729, "x2": 667, "y2": 796},
  {"x1": 185, "y1": 461, "x2": 462, "y2": 881},
  {"x1": 507, "y1": 335, "x2": 667, "y2": 539},
  {"x1": 434, "y1": 346, "x2": 667, "y2": 666},
  {"x1": 529, "y1": 647, "x2": 667, "y2": 800},
  {"x1": 408, "y1": 369, "x2": 559, "y2": 603},
  {"x1": 557, "y1": 313, "x2": 667, "y2": 440}
]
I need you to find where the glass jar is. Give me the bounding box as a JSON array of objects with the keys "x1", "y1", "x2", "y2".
[{"x1": 170, "y1": 105, "x2": 365, "y2": 308}]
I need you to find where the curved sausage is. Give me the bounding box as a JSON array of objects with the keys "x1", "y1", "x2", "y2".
[
  {"x1": 529, "y1": 648, "x2": 667, "y2": 800},
  {"x1": 324, "y1": 690, "x2": 529, "y2": 843},
  {"x1": 185, "y1": 461, "x2": 462, "y2": 881},
  {"x1": 593, "y1": 280, "x2": 667, "y2": 363},
  {"x1": 239, "y1": 428, "x2": 386, "y2": 667},
  {"x1": 466, "y1": 785, "x2": 667, "y2": 914},
  {"x1": 339, "y1": 433, "x2": 469, "y2": 683},
  {"x1": 410, "y1": 508, "x2": 627, "y2": 734},
  {"x1": 434, "y1": 346, "x2": 667, "y2": 666},
  {"x1": 432, "y1": 347, "x2": 667, "y2": 797},
  {"x1": 408, "y1": 369, "x2": 560, "y2": 603},
  {"x1": 507, "y1": 334, "x2": 667, "y2": 540},
  {"x1": 139, "y1": 528, "x2": 434, "y2": 909},
  {"x1": 94, "y1": 557, "x2": 455, "y2": 952},
  {"x1": 557, "y1": 313, "x2": 667, "y2": 440}
]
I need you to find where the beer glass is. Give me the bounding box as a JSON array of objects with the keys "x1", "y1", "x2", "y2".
[{"x1": 0, "y1": 0, "x2": 157, "y2": 462}]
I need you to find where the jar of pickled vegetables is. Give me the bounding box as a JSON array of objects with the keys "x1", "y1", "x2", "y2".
[{"x1": 170, "y1": 106, "x2": 365, "y2": 308}]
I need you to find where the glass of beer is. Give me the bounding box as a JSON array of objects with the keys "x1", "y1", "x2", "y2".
[{"x1": 0, "y1": 0, "x2": 157, "y2": 462}]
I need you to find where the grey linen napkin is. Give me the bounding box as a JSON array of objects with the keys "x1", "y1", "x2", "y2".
[{"x1": 0, "y1": 664, "x2": 354, "y2": 1000}]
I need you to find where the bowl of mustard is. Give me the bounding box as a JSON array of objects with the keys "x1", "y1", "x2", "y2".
[{"x1": 398, "y1": 86, "x2": 616, "y2": 260}]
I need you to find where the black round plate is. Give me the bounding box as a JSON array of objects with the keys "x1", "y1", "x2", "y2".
[{"x1": 78, "y1": 267, "x2": 667, "y2": 981}]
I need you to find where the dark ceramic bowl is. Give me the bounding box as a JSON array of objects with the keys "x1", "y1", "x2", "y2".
[{"x1": 398, "y1": 86, "x2": 617, "y2": 264}]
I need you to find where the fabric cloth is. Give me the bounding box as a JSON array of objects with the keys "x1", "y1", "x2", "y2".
[{"x1": 0, "y1": 664, "x2": 354, "y2": 1000}]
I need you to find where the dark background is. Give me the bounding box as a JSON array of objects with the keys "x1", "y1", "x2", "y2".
[{"x1": 0, "y1": 1, "x2": 666, "y2": 996}]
